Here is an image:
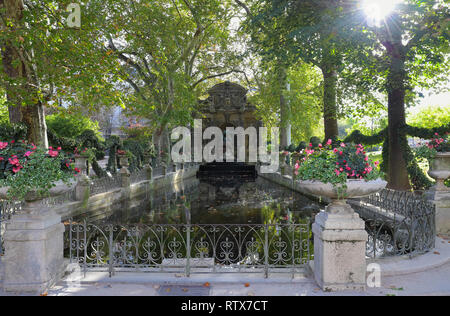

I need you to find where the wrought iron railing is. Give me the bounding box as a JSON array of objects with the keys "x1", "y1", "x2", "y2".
[
  {"x1": 89, "y1": 174, "x2": 122, "y2": 196},
  {"x1": 66, "y1": 221, "x2": 312, "y2": 278},
  {"x1": 0, "y1": 200, "x2": 23, "y2": 255},
  {"x1": 40, "y1": 188, "x2": 77, "y2": 207},
  {"x1": 350, "y1": 189, "x2": 436, "y2": 259},
  {"x1": 130, "y1": 169, "x2": 148, "y2": 184}
]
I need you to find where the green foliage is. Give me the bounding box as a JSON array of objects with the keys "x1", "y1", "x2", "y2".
[
  {"x1": 0, "y1": 143, "x2": 76, "y2": 201},
  {"x1": 123, "y1": 139, "x2": 149, "y2": 172},
  {"x1": 46, "y1": 112, "x2": 102, "y2": 140},
  {"x1": 250, "y1": 61, "x2": 324, "y2": 144},
  {"x1": 0, "y1": 95, "x2": 8, "y2": 125},
  {"x1": 408, "y1": 106, "x2": 450, "y2": 129},
  {"x1": 106, "y1": 136, "x2": 122, "y2": 174},
  {"x1": 0, "y1": 123, "x2": 28, "y2": 142}
]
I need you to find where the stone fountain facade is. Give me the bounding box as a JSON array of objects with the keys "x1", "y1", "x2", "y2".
[{"x1": 198, "y1": 81, "x2": 262, "y2": 134}]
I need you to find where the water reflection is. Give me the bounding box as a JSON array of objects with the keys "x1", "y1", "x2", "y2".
[{"x1": 87, "y1": 177, "x2": 322, "y2": 226}]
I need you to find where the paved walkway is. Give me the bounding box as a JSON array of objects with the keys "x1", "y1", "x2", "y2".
[{"x1": 1, "y1": 237, "x2": 449, "y2": 296}]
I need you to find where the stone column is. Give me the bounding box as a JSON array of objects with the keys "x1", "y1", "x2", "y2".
[
  {"x1": 3, "y1": 198, "x2": 65, "y2": 293},
  {"x1": 427, "y1": 153, "x2": 450, "y2": 236},
  {"x1": 312, "y1": 200, "x2": 368, "y2": 291}
]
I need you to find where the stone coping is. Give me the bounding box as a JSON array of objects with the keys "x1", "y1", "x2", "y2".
[{"x1": 369, "y1": 237, "x2": 450, "y2": 277}]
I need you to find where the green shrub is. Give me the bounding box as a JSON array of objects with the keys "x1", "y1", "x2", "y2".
[
  {"x1": 46, "y1": 112, "x2": 102, "y2": 140},
  {"x1": 0, "y1": 123, "x2": 27, "y2": 142}
]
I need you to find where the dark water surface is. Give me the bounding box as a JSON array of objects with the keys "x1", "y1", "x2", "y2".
[{"x1": 81, "y1": 177, "x2": 322, "y2": 226}]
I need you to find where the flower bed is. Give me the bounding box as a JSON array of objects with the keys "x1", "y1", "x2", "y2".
[{"x1": 0, "y1": 140, "x2": 78, "y2": 201}]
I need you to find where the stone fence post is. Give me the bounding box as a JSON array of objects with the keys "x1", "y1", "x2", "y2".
[
  {"x1": 3, "y1": 196, "x2": 65, "y2": 293},
  {"x1": 143, "y1": 155, "x2": 153, "y2": 180},
  {"x1": 119, "y1": 155, "x2": 131, "y2": 188},
  {"x1": 74, "y1": 156, "x2": 91, "y2": 201}
]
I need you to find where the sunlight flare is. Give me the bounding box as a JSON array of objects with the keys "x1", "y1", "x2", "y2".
[{"x1": 362, "y1": 0, "x2": 402, "y2": 26}]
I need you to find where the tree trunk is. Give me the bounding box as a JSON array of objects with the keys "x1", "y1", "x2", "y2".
[
  {"x1": 278, "y1": 67, "x2": 291, "y2": 150},
  {"x1": 384, "y1": 14, "x2": 411, "y2": 191},
  {"x1": 386, "y1": 54, "x2": 411, "y2": 190},
  {"x1": 20, "y1": 99, "x2": 48, "y2": 148},
  {"x1": 1, "y1": 0, "x2": 48, "y2": 146},
  {"x1": 321, "y1": 67, "x2": 339, "y2": 140}
]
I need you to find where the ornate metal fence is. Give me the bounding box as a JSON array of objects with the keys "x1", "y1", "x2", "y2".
[
  {"x1": 130, "y1": 169, "x2": 148, "y2": 184},
  {"x1": 90, "y1": 174, "x2": 122, "y2": 196},
  {"x1": 67, "y1": 221, "x2": 312, "y2": 278},
  {"x1": 350, "y1": 189, "x2": 436, "y2": 259},
  {"x1": 0, "y1": 201, "x2": 23, "y2": 255}
]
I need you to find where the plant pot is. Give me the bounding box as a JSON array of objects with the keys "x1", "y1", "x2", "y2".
[
  {"x1": 428, "y1": 152, "x2": 450, "y2": 191},
  {"x1": 74, "y1": 155, "x2": 89, "y2": 175},
  {"x1": 117, "y1": 154, "x2": 129, "y2": 168},
  {"x1": 297, "y1": 179, "x2": 387, "y2": 214}
]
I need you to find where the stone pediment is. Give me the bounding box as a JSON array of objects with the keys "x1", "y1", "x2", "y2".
[{"x1": 201, "y1": 81, "x2": 254, "y2": 113}]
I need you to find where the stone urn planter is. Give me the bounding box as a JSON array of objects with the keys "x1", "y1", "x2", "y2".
[
  {"x1": 297, "y1": 179, "x2": 387, "y2": 291},
  {"x1": 297, "y1": 179, "x2": 388, "y2": 214},
  {"x1": 117, "y1": 154, "x2": 129, "y2": 169},
  {"x1": 428, "y1": 152, "x2": 450, "y2": 191},
  {"x1": 74, "y1": 154, "x2": 89, "y2": 176}
]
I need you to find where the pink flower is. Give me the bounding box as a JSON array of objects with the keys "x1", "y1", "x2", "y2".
[
  {"x1": 326, "y1": 139, "x2": 332, "y2": 146},
  {"x1": 339, "y1": 151, "x2": 343, "y2": 156},
  {"x1": 8, "y1": 157, "x2": 19, "y2": 165},
  {"x1": 318, "y1": 144, "x2": 323, "y2": 148},
  {"x1": 12, "y1": 165, "x2": 22, "y2": 173},
  {"x1": 48, "y1": 150, "x2": 59, "y2": 158},
  {"x1": 0, "y1": 142, "x2": 8, "y2": 150},
  {"x1": 333, "y1": 148, "x2": 338, "y2": 153},
  {"x1": 340, "y1": 143, "x2": 346, "y2": 148},
  {"x1": 24, "y1": 151, "x2": 33, "y2": 158},
  {"x1": 374, "y1": 161, "x2": 380, "y2": 166},
  {"x1": 335, "y1": 169, "x2": 341, "y2": 176},
  {"x1": 364, "y1": 156, "x2": 369, "y2": 162}
]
